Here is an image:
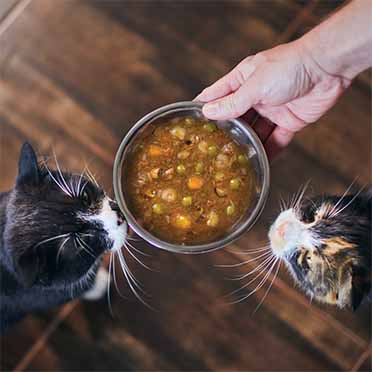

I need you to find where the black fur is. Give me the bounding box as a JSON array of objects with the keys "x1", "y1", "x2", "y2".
[{"x1": 0, "y1": 143, "x2": 125, "y2": 332}]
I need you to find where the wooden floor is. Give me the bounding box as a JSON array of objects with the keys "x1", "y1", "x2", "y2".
[{"x1": 0, "y1": 0, "x2": 371, "y2": 371}]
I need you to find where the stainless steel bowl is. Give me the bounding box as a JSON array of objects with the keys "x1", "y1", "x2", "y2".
[{"x1": 113, "y1": 101, "x2": 270, "y2": 254}]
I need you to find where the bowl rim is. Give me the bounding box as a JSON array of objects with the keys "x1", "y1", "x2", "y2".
[{"x1": 113, "y1": 101, "x2": 270, "y2": 254}]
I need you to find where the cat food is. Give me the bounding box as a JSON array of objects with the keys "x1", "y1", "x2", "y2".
[{"x1": 125, "y1": 116, "x2": 255, "y2": 244}]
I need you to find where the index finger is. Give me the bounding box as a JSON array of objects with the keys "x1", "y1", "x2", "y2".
[{"x1": 195, "y1": 56, "x2": 254, "y2": 103}]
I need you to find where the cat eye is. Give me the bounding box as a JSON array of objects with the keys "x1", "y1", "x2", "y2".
[{"x1": 81, "y1": 190, "x2": 91, "y2": 207}]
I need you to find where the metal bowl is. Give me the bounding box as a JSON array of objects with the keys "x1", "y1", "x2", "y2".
[{"x1": 113, "y1": 101, "x2": 270, "y2": 254}]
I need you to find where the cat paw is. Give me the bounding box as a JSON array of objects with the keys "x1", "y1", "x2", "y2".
[{"x1": 82, "y1": 267, "x2": 110, "y2": 301}]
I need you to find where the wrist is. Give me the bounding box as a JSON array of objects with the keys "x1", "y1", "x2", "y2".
[
  {"x1": 299, "y1": 29, "x2": 359, "y2": 81},
  {"x1": 298, "y1": 0, "x2": 372, "y2": 80}
]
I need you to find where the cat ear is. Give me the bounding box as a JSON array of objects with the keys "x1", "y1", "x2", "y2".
[
  {"x1": 16, "y1": 142, "x2": 40, "y2": 187},
  {"x1": 15, "y1": 249, "x2": 41, "y2": 288}
]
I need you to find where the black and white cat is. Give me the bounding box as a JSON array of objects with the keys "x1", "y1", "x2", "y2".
[{"x1": 0, "y1": 143, "x2": 127, "y2": 332}]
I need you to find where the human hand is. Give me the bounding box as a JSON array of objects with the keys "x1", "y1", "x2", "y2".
[{"x1": 196, "y1": 41, "x2": 351, "y2": 159}]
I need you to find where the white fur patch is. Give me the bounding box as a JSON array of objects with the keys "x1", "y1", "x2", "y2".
[
  {"x1": 83, "y1": 266, "x2": 110, "y2": 300},
  {"x1": 269, "y1": 208, "x2": 316, "y2": 258},
  {"x1": 87, "y1": 197, "x2": 127, "y2": 252}
]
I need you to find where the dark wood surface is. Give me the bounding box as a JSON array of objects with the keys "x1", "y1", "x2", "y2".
[{"x1": 0, "y1": 0, "x2": 371, "y2": 371}]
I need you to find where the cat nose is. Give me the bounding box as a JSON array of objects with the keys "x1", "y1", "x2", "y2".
[
  {"x1": 277, "y1": 221, "x2": 288, "y2": 238},
  {"x1": 109, "y1": 200, "x2": 125, "y2": 225}
]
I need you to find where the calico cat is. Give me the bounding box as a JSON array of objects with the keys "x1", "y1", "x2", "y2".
[
  {"x1": 0, "y1": 143, "x2": 128, "y2": 332},
  {"x1": 269, "y1": 188, "x2": 372, "y2": 310}
]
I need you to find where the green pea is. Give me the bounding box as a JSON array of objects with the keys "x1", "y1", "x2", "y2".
[
  {"x1": 184, "y1": 117, "x2": 194, "y2": 126},
  {"x1": 214, "y1": 171, "x2": 225, "y2": 182},
  {"x1": 208, "y1": 145, "x2": 218, "y2": 156},
  {"x1": 226, "y1": 204, "x2": 236, "y2": 216},
  {"x1": 176, "y1": 164, "x2": 186, "y2": 175},
  {"x1": 203, "y1": 122, "x2": 217, "y2": 132},
  {"x1": 230, "y1": 178, "x2": 240, "y2": 190},
  {"x1": 182, "y1": 196, "x2": 193, "y2": 207},
  {"x1": 238, "y1": 154, "x2": 248, "y2": 164},
  {"x1": 195, "y1": 161, "x2": 204, "y2": 174},
  {"x1": 152, "y1": 203, "x2": 165, "y2": 215}
]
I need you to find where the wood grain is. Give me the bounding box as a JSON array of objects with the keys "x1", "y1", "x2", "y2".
[{"x1": 0, "y1": 0, "x2": 371, "y2": 371}]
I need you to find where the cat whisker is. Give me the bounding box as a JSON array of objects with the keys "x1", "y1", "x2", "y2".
[
  {"x1": 116, "y1": 249, "x2": 154, "y2": 310},
  {"x1": 74, "y1": 236, "x2": 96, "y2": 259},
  {"x1": 126, "y1": 236, "x2": 141, "y2": 242},
  {"x1": 293, "y1": 180, "x2": 311, "y2": 212},
  {"x1": 116, "y1": 249, "x2": 145, "y2": 291},
  {"x1": 85, "y1": 165, "x2": 100, "y2": 188},
  {"x1": 225, "y1": 255, "x2": 277, "y2": 299},
  {"x1": 216, "y1": 250, "x2": 272, "y2": 268},
  {"x1": 124, "y1": 240, "x2": 151, "y2": 257},
  {"x1": 304, "y1": 196, "x2": 317, "y2": 210},
  {"x1": 279, "y1": 197, "x2": 286, "y2": 212},
  {"x1": 235, "y1": 246, "x2": 272, "y2": 255},
  {"x1": 56, "y1": 236, "x2": 71, "y2": 265},
  {"x1": 327, "y1": 177, "x2": 358, "y2": 218},
  {"x1": 53, "y1": 150, "x2": 75, "y2": 197},
  {"x1": 69, "y1": 178, "x2": 77, "y2": 199},
  {"x1": 228, "y1": 242, "x2": 270, "y2": 253},
  {"x1": 117, "y1": 251, "x2": 148, "y2": 295},
  {"x1": 111, "y1": 254, "x2": 128, "y2": 299},
  {"x1": 34, "y1": 233, "x2": 71, "y2": 249},
  {"x1": 107, "y1": 252, "x2": 114, "y2": 317},
  {"x1": 289, "y1": 189, "x2": 299, "y2": 210},
  {"x1": 279, "y1": 192, "x2": 289, "y2": 211},
  {"x1": 76, "y1": 166, "x2": 88, "y2": 197},
  {"x1": 123, "y1": 243, "x2": 153, "y2": 271},
  {"x1": 228, "y1": 257, "x2": 279, "y2": 305},
  {"x1": 230, "y1": 254, "x2": 275, "y2": 281},
  {"x1": 43, "y1": 162, "x2": 73, "y2": 198},
  {"x1": 330, "y1": 184, "x2": 365, "y2": 218},
  {"x1": 289, "y1": 182, "x2": 305, "y2": 210},
  {"x1": 252, "y1": 259, "x2": 281, "y2": 314}
]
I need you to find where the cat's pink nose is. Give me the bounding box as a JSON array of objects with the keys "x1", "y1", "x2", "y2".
[{"x1": 277, "y1": 222, "x2": 288, "y2": 238}]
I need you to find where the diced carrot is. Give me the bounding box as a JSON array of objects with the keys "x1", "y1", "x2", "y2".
[
  {"x1": 148, "y1": 145, "x2": 163, "y2": 157},
  {"x1": 187, "y1": 176, "x2": 204, "y2": 190}
]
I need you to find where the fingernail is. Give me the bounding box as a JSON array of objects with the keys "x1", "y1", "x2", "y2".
[{"x1": 203, "y1": 103, "x2": 218, "y2": 117}]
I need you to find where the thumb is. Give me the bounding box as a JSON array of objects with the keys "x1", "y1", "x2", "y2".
[{"x1": 202, "y1": 73, "x2": 263, "y2": 120}]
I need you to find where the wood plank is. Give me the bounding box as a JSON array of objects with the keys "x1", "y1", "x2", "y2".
[
  {"x1": 96, "y1": 0, "x2": 371, "y2": 185},
  {"x1": 1, "y1": 57, "x2": 362, "y2": 370},
  {"x1": 21, "y1": 249, "x2": 338, "y2": 371},
  {"x1": 21, "y1": 235, "x2": 367, "y2": 371},
  {"x1": 0, "y1": 0, "x2": 185, "y2": 137},
  {"x1": 0, "y1": 307, "x2": 60, "y2": 371},
  {"x1": 1, "y1": 0, "x2": 371, "y2": 371}
]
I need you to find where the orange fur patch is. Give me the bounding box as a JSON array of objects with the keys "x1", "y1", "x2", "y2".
[{"x1": 322, "y1": 237, "x2": 356, "y2": 255}]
